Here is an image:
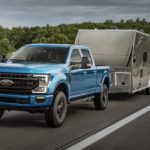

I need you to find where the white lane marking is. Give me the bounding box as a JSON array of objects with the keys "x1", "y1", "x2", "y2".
[{"x1": 67, "y1": 105, "x2": 150, "y2": 150}]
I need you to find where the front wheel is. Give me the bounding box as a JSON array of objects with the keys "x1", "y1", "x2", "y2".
[
  {"x1": 45, "y1": 91, "x2": 67, "y2": 127},
  {"x1": 94, "y1": 85, "x2": 108, "y2": 110}
]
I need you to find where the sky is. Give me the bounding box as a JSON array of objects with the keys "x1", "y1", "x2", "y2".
[{"x1": 0, "y1": 0, "x2": 149, "y2": 28}]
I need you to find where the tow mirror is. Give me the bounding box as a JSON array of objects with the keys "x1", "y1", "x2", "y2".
[{"x1": 81, "y1": 56, "x2": 91, "y2": 69}]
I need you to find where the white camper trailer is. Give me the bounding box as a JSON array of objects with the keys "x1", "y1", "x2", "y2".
[{"x1": 75, "y1": 30, "x2": 150, "y2": 94}]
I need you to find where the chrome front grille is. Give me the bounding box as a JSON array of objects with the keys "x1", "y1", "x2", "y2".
[{"x1": 0, "y1": 73, "x2": 39, "y2": 94}]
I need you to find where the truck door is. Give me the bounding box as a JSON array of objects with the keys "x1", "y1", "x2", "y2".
[
  {"x1": 69, "y1": 49, "x2": 87, "y2": 97},
  {"x1": 81, "y1": 49, "x2": 97, "y2": 93}
]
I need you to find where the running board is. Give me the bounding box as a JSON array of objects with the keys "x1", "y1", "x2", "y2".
[{"x1": 68, "y1": 96, "x2": 95, "y2": 104}]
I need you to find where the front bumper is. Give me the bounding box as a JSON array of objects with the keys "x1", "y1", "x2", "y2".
[{"x1": 0, "y1": 93, "x2": 53, "y2": 111}]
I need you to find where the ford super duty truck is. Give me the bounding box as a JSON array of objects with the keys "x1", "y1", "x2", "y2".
[{"x1": 0, "y1": 44, "x2": 111, "y2": 127}]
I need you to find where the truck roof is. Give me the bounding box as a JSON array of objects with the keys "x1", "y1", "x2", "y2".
[
  {"x1": 26, "y1": 43, "x2": 71, "y2": 48},
  {"x1": 25, "y1": 43, "x2": 90, "y2": 50}
]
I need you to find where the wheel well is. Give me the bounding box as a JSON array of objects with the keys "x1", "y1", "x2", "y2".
[
  {"x1": 103, "y1": 77, "x2": 110, "y2": 90},
  {"x1": 55, "y1": 83, "x2": 69, "y2": 100}
]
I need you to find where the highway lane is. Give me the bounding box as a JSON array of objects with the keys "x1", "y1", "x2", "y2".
[
  {"x1": 86, "y1": 111, "x2": 150, "y2": 150},
  {"x1": 0, "y1": 94, "x2": 149, "y2": 150}
]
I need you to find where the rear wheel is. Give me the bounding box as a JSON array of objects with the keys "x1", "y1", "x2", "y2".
[
  {"x1": 45, "y1": 91, "x2": 67, "y2": 127},
  {"x1": 94, "y1": 85, "x2": 108, "y2": 110},
  {"x1": 146, "y1": 88, "x2": 150, "y2": 95}
]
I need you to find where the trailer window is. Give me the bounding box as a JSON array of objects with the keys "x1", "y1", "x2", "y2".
[
  {"x1": 81, "y1": 49, "x2": 93, "y2": 65},
  {"x1": 143, "y1": 52, "x2": 147, "y2": 63}
]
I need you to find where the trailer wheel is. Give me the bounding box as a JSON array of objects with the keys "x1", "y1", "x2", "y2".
[
  {"x1": 0, "y1": 109, "x2": 4, "y2": 119},
  {"x1": 146, "y1": 88, "x2": 150, "y2": 95},
  {"x1": 45, "y1": 91, "x2": 67, "y2": 127},
  {"x1": 94, "y1": 84, "x2": 108, "y2": 110}
]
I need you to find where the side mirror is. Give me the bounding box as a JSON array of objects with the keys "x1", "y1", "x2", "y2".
[{"x1": 81, "y1": 56, "x2": 91, "y2": 69}]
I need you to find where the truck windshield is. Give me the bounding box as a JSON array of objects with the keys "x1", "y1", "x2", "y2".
[{"x1": 8, "y1": 46, "x2": 69, "y2": 64}]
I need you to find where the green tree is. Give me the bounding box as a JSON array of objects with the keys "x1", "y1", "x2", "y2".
[
  {"x1": 0, "y1": 19, "x2": 150, "y2": 56},
  {"x1": 0, "y1": 38, "x2": 15, "y2": 55},
  {"x1": 32, "y1": 36, "x2": 47, "y2": 43},
  {"x1": 47, "y1": 33, "x2": 71, "y2": 43}
]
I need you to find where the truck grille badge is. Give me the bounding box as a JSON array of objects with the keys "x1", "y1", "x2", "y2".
[{"x1": 0, "y1": 79, "x2": 14, "y2": 87}]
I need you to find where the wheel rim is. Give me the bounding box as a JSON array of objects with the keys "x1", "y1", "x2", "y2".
[
  {"x1": 57, "y1": 98, "x2": 65, "y2": 119},
  {"x1": 102, "y1": 89, "x2": 108, "y2": 104}
]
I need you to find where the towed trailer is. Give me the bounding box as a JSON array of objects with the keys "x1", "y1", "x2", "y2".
[{"x1": 75, "y1": 29, "x2": 150, "y2": 94}]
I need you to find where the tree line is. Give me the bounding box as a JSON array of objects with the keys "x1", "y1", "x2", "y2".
[{"x1": 0, "y1": 18, "x2": 150, "y2": 56}]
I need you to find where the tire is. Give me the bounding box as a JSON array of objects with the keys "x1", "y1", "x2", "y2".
[
  {"x1": 94, "y1": 84, "x2": 108, "y2": 110},
  {"x1": 146, "y1": 88, "x2": 150, "y2": 95},
  {"x1": 45, "y1": 91, "x2": 67, "y2": 127},
  {"x1": 0, "y1": 109, "x2": 4, "y2": 119}
]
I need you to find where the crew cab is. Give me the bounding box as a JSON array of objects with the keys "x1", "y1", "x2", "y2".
[{"x1": 0, "y1": 44, "x2": 111, "y2": 127}]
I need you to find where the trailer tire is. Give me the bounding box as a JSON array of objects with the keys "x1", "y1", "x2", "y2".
[
  {"x1": 94, "y1": 84, "x2": 108, "y2": 110},
  {"x1": 45, "y1": 91, "x2": 67, "y2": 127},
  {"x1": 146, "y1": 88, "x2": 150, "y2": 95},
  {"x1": 0, "y1": 109, "x2": 4, "y2": 119}
]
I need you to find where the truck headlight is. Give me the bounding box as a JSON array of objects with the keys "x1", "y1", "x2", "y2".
[
  {"x1": 34, "y1": 75, "x2": 50, "y2": 86},
  {"x1": 32, "y1": 86, "x2": 48, "y2": 94},
  {"x1": 32, "y1": 75, "x2": 51, "y2": 93}
]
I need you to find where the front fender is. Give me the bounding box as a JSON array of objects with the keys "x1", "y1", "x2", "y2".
[{"x1": 48, "y1": 73, "x2": 70, "y2": 95}]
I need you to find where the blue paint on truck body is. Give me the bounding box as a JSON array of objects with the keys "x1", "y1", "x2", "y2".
[{"x1": 0, "y1": 44, "x2": 111, "y2": 111}]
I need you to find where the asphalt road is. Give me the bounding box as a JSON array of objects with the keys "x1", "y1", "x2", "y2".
[
  {"x1": 86, "y1": 111, "x2": 150, "y2": 150},
  {"x1": 0, "y1": 94, "x2": 149, "y2": 150}
]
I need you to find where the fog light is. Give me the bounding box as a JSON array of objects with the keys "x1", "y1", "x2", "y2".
[{"x1": 36, "y1": 96, "x2": 46, "y2": 103}]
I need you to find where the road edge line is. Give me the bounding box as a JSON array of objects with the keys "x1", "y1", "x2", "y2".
[{"x1": 67, "y1": 105, "x2": 150, "y2": 150}]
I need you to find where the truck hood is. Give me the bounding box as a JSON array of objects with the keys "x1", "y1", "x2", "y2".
[{"x1": 0, "y1": 62, "x2": 65, "y2": 74}]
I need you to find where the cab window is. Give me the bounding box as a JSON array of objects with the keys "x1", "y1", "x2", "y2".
[
  {"x1": 70, "y1": 49, "x2": 81, "y2": 63},
  {"x1": 81, "y1": 49, "x2": 93, "y2": 65}
]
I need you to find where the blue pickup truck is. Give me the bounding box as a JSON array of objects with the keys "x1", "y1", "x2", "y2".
[{"x1": 0, "y1": 44, "x2": 111, "y2": 127}]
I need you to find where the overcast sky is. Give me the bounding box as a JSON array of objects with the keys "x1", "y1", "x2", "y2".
[{"x1": 0, "y1": 0, "x2": 149, "y2": 28}]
